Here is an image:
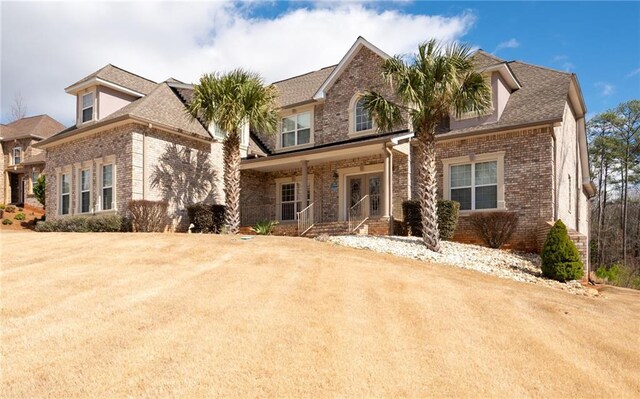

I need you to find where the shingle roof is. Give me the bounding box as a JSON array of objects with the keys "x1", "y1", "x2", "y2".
[
  {"x1": 0, "y1": 115, "x2": 65, "y2": 141},
  {"x1": 444, "y1": 60, "x2": 572, "y2": 136},
  {"x1": 40, "y1": 82, "x2": 211, "y2": 146},
  {"x1": 473, "y1": 50, "x2": 505, "y2": 69},
  {"x1": 66, "y1": 64, "x2": 158, "y2": 95},
  {"x1": 20, "y1": 152, "x2": 46, "y2": 165},
  {"x1": 272, "y1": 66, "x2": 336, "y2": 108}
]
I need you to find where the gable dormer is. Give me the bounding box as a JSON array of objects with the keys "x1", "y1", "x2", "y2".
[
  {"x1": 65, "y1": 64, "x2": 157, "y2": 126},
  {"x1": 450, "y1": 54, "x2": 520, "y2": 130}
]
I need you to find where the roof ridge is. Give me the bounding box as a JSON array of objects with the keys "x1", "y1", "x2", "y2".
[
  {"x1": 106, "y1": 63, "x2": 158, "y2": 84},
  {"x1": 509, "y1": 60, "x2": 574, "y2": 76},
  {"x1": 271, "y1": 64, "x2": 337, "y2": 85},
  {"x1": 475, "y1": 49, "x2": 505, "y2": 63}
]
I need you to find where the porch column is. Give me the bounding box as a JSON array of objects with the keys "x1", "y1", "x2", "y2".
[
  {"x1": 383, "y1": 146, "x2": 391, "y2": 218},
  {"x1": 301, "y1": 160, "x2": 308, "y2": 208}
]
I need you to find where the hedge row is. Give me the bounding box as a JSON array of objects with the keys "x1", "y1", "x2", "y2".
[
  {"x1": 186, "y1": 202, "x2": 226, "y2": 233},
  {"x1": 35, "y1": 215, "x2": 126, "y2": 232}
]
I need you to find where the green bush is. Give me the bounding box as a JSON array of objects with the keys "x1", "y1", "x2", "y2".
[
  {"x1": 35, "y1": 215, "x2": 124, "y2": 232},
  {"x1": 2, "y1": 218, "x2": 12, "y2": 225},
  {"x1": 186, "y1": 203, "x2": 225, "y2": 233},
  {"x1": 251, "y1": 220, "x2": 278, "y2": 235},
  {"x1": 541, "y1": 220, "x2": 584, "y2": 282},
  {"x1": 468, "y1": 211, "x2": 519, "y2": 249},
  {"x1": 402, "y1": 200, "x2": 460, "y2": 240},
  {"x1": 5, "y1": 205, "x2": 16, "y2": 213},
  {"x1": 595, "y1": 264, "x2": 620, "y2": 282},
  {"x1": 14, "y1": 213, "x2": 26, "y2": 221},
  {"x1": 0, "y1": 204, "x2": 5, "y2": 210},
  {"x1": 33, "y1": 175, "x2": 46, "y2": 207},
  {"x1": 128, "y1": 200, "x2": 168, "y2": 232}
]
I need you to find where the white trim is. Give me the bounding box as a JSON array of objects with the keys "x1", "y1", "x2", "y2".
[
  {"x1": 313, "y1": 37, "x2": 390, "y2": 100},
  {"x1": 274, "y1": 175, "x2": 315, "y2": 222},
  {"x1": 441, "y1": 151, "x2": 505, "y2": 213},
  {"x1": 96, "y1": 155, "x2": 116, "y2": 212},
  {"x1": 337, "y1": 163, "x2": 384, "y2": 221},
  {"x1": 12, "y1": 146, "x2": 22, "y2": 165},
  {"x1": 77, "y1": 165, "x2": 93, "y2": 214},
  {"x1": 59, "y1": 168, "x2": 72, "y2": 216},
  {"x1": 275, "y1": 105, "x2": 315, "y2": 151},
  {"x1": 348, "y1": 93, "x2": 376, "y2": 137},
  {"x1": 478, "y1": 63, "x2": 520, "y2": 90},
  {"x1": 79, "y1": 90, "x2": 96, "y2": 124},
  {"x1": 66, "y1": 77, "x2": 145, "y2": 98}
]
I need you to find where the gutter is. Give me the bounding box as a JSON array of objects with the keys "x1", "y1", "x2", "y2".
[{"x1": 433, "y1": 119, "x2": 563, "y2": 142}]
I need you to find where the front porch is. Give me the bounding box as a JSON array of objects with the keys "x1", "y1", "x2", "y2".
[{"x1": 239, "y1": 133, "x2": 412, "y2": 236}]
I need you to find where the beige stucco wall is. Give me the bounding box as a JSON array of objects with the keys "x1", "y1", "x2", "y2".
[
  {"x1": 97, "y1": 86, "x2": 137, "y2": 120},
  {"x1": 450, "y1": 73, "x2": 511, "y2": 130},
  {"x1": 554, "y1": 101, "x2": 588, "y2": 233}
]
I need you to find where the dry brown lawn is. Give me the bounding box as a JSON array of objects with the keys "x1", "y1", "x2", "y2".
[{"x1": 1, "y1": 231, "x2": 639, "y2": 398}]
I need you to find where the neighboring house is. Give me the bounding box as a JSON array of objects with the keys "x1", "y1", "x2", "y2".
[
  {"x1": 240, "y1": 37, "x2": 594, "y2": 268},
  {"x1": 1, "y1": 115, "x2": 65, "y2": 209},
  {"x1": 35, "y1": 65, "x2": 225, "y2": 229}
]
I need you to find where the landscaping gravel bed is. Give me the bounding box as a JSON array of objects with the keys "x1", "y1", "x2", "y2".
[{"x1": 327, "y1": 235, "x2": 596, "y2": 296}]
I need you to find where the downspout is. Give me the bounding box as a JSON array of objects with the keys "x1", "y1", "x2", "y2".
[{"x1": 385, "y1": 143, "x2": 394, "y2": 234}]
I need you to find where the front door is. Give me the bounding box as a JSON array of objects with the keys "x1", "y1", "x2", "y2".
[
  {"x1": 9, "y1": 173, "x2": 21, "y2": 204},
  {"x1": 347, "y1": 173, "x2": 383, "y2": 218}
]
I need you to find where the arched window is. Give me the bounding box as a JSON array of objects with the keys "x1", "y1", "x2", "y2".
[{"x1": 354, "y1": 98, "x2": 373, "y2": 132}]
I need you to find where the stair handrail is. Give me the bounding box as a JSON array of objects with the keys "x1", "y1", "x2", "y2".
[
  {"x1": 297, "y1": 201, "x2": 315, "y2": 236},
  {"x1": 348, "y1": 195, "x2": 369, "y2": 233}
]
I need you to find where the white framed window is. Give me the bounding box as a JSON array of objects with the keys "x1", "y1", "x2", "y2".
[
  {"x1": 275, "y1": 176, "x2": 314, "y2": 222},
  {"x1": 12, "y1": 147, "x2": 21, "y2": 165},
  {"x1": 101, "y1": 164, "x2": 114, "y2": 211},
  {"x1": 79, "y1": 169, "x2": 91, "y2": 213},
  {"x1": 60, "y1": 173, "x2": 70, "y2": 215},
  {"x1": 355, "y1": 98, "x2": 373, "y2": 132},
  {"x1": 281, "y1": 112, "x2": 311, "y2": 148},
  {"x1": 81, "y1": 92, "x2": 94, "y2": 123},
  {"x1": 210, "y1": 122, "x2": 249, "y2": 146},
  {"x1": 30, "y1": 171, "x2": 39, "y2": 194},
  {"x1": 442, "y1": 152, "x2": 505, "y2": 212}
]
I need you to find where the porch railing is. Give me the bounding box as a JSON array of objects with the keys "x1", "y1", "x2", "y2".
[
  {"x1": 297, "y1": 202, "x2": 315, "y2": 236},
  {"x1": 240, "y1": 204, "x2": 276, "y2": 227},
  {"x1": 348, "y1": 195, "x2": 369, "y2": 233}
]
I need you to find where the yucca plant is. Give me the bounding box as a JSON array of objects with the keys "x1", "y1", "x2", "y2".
[{"x1": 251, "y1": 220, "x2": 279, "y2": 235}]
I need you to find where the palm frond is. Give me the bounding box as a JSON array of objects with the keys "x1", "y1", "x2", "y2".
[{"x1": 361, "y1": 90, "x2": 405, "y2": 133}]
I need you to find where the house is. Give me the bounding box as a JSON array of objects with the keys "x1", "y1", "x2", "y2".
[
  {"x1": 35, "y1": 37, "x2": 593, "y2": 271},
  {"x1": 35, "y1": 65, "x2": 225, "y2": 229},
  {"x1": 1, "y1": 115, "x2": 65, "y2": 210},
  {"x1": 239, "y1": 37, "x2": 593, "y2": 267}
]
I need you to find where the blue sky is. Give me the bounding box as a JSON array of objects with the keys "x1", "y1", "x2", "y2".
[
  {"x1": 248, "y1": 1, "x2": 640, "y2": 118},
  {"x1": 1, "y1": 1, "x2": 638, "y2": 125}
]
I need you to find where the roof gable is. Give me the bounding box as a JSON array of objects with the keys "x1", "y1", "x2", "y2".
[
  {"x1": 313, "y1": 37, "x2": 390, "y2": 100},
  {"x1": 1, "y1": 115, "x2": 65, "y2": 141},
  {"x1": 272, "y1": 66, "x2": 336, "y2": 108},
  {"x1": 65, "y1": 64, "x2": 158, "y2": 96}
]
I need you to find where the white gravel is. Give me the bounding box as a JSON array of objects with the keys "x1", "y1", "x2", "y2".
[{"x1": 327, "y1": 235, "x2": 596, "y2": 296}]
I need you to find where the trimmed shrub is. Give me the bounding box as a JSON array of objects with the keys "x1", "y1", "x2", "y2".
[
  {"x1": 5, "y1": 205, "x2": 16, "y2": 213},
  {"x1": 186, "y1": 202, "x2": 225, "y2": 233},
  {"x1": 541, "y1": 220, "x2": 584, "y2": 282},
  {"x1": 17, "y1": 207, "x2": 23, "y2": 212},
  {"x1": 251, "y1": 220, "x2": 278, "y2": 235},
  {"x1": 35, "y1": 215, "x2": 124, "y2": 233},
  {"x1": 128, "y1": 200, "x2": 168, "y2": 232},
  {"x1": 2, "y1": 218, "x2": 12, "y2": 225},
  {"x1": 468, "y1": 211, "x2": 519, "y2": 249},
  {"x1": 0, "y1": 204, "x2": 5, "y2": 210},
  {"x1": 402, "y1": 200, "x2": 460, "y2": 240},
  {"x1": 14, "y1": 213, "x2": 26, "y2": 221}
]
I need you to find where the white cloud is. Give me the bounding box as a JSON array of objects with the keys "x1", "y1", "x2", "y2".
[
  {"x1": 0, "y1": 2, "x2": 475, "y2": 125},
  {"x1": 493, "y1": 38, "x2": 519, "y2": 54},
  {"x1": 595, "y1": 82, "x2": 615, "y2": 96},
  {"x1": 626, "y1": 67, "x2": 640, "y2": 78},
  {"x1": 552, "y1": 55, "x2": 575, "y2": 72}
]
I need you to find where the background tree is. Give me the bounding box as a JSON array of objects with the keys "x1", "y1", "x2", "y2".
[
  {"x1": 362, "y1": 40, "x2": 492, "y2": 251},
  {"x1": 187, "y1": 69, "x2": 278, "y2": 234},
  {"x1": 10, "y1": 92, "x2": 27, "y2": 121}
]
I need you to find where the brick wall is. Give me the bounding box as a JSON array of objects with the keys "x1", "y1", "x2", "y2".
[
  {"x1": 44, "y1": 123, "x2": 223, "y2": 230},
  {"x1": 410, "y1": 126, "x2": 555, "y2": 252}
]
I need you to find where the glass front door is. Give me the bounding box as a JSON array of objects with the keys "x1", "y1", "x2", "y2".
[{"x1": 347, "y1": 173, "x2": 383, "y2": 218}]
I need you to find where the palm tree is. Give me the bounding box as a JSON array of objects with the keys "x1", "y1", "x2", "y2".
[
  {"x1": 362, "y1": 39, "x2": 492, "y2": 251},
  {"x1": 188, "y1": 69, "x2": 279, "y2": 234}
]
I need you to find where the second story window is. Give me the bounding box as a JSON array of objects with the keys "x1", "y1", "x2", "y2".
[
  {"x1": 82, "y1": 92, "x2": 94, "y2": 123},
  {"x1": 281, "y1": 112, "x2": 311, "y2": 148},
  {"x1": 355, "y1": 98, "x2": 373, "y2": 132},
  {"x1": 12, "y1": 147, "x2": 21, "y2": 165}
]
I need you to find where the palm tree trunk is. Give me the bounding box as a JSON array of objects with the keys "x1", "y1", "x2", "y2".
[
  {"x1": 223, "y1": 132, "x2": 241, "y2": 234},
  {"x1": 417, "y1": 131, "x2": 440, "y2": 252}
]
